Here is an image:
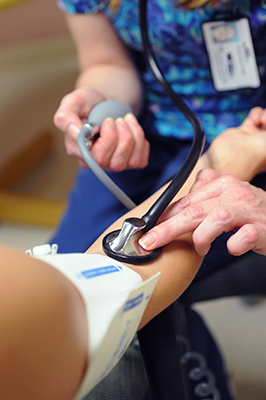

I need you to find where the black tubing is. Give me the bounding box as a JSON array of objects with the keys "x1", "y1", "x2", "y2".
[{"x1": 139, "y1": 0, "x2": 205, "y2": 232}]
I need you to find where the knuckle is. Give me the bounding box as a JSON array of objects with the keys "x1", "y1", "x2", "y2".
[
  {"x1": 94, "y1": 153, "x2": 109, "y2": 168},
  {"x1": 183, "y1": 204, "x2": 205, "y2": 220},
  {"x1": 192, "y1": 232, "x2": 207, "y2": 251},
  {"x1": 212, "y1": 205, "x2": 232, "y2": 222},
  {"x1": 128, "y1": 154, "x2": 146, "y2": 169},
  {"x1": 91, "y1": 146, "x2": 108, "y2": 167},
  {"x1": 53, "y1": 110, "x2": 66, "y2": 126},
  {"x1": 219, "y1": 174, "x2": 238, "y2": 187},
  {"x1": 140, "y1": 158, "x2": 149, "y2": 168},
  {"x1": 241, "y1": 224, "x2": 260, "y2": 244},
  {"x1": 176, "y1": 196, "x2": 191, "y2": 210},
  {"x1": 134, "y1": 127, "x2": 146, "y2": 142},
  {"x1": 197, "y1": 168, "x2": 216, "y2": 180},
  {"x1": 128, "y1": 159, "x2": 140, "y2": 169},
  {"x1": 60, "y1": 93, "x2": 70, "y2": 104},
  {"x1": 145, "y1": 140, "x2": 150, "y2": 152},
  {"x1": 137, "y1": 142, "x2": 150, "y2": 168},
  {"x1": 233, "y1": 186, "x2": 257, "y2": 203},
  {"x1": 66, "y1": 147, "x2": 75, "y2": 157},
  {"x1": 60, "y1": 92, "x2": 75, "y2": 108},
  {"x1": 110, "y1": 157, "x2": 126, "y2": 172}
]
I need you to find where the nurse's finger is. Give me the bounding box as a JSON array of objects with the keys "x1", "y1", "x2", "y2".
[
  {"x1": 108, "y1": 117, "x2": 135, "y2": 171},
  {"x1": 227, "y1": 223, "x2": 266, "y2": 256},
  {"x1": 139, "y1": 198, "x2": 248, "y2": 253},
  {"x1": 191, "y1": 204, "x2": 243, "y2": 255},
  {"x1": 124, "y1": 113, "x2": 150, "y2": 169},
  {"x1": 90, "y1": 118, "x2": 119, "y2": 168},
  {"x1": 54, "y1": 89, "x2": 98, "y2": 133},
  {"x1": 139, "y1": 202, "x2": 211, "y2": 251}
]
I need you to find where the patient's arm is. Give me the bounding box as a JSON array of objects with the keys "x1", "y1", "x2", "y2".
[
  {"x1": 87, "y1": 178, "x2": 204, "y2": 329},
  {"x1": 0, "y1": 244, "x2": 88, "y2": 400},
  {"x1": 0, "y1": 149, "x2": 207, "y2": 400},
  {"x1": 88, "y1": 107, "x2": 266, "y2": 326},
  {"x1": 5, "y1": 107, "x2": 265, "y2": 399},
  {"x1": 203, "y1": 107, "x2": 266, "y2": 181},
  {"x1": 0, "y1": 220, "x2": 202, "y2": 400}
]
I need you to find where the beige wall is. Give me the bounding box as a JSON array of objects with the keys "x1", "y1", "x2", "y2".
[
  {"x1": 0, "y1": 0, "x2": 68, "y2": 47},
  {"x1": 0, "y1": 0, "x2": 79, "y2": 175}
]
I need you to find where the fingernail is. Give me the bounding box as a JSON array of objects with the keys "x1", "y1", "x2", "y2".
[
  {"x1": 139, "y1": 232, "x2": 157, "y2": 250},
  {"x1": 125, "y1": 113, "x2": 137, "y2": 124},
  {"x1": 68, "y1": 124, "x2": 80, "y2": 137},
  {"x1": 115, "y1": 117, "x2": 125, "y2": 125},
  {"x1": 105, "y1": 117, "x2": 115, "y2": 128}
]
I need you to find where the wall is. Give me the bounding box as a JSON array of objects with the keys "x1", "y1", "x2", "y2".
[
  {"x1": 0, "y1": 0, "x2": 68, "y2": 47},
  {"x1": 0, "y1": 0, "x2": 79, "y2": 192}
]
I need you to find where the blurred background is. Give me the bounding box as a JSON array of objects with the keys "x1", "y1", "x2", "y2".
[
  {"x1": 0, "y1": 0, "x2": 79, "y2": 231},
  {"x1": 0, "y1": 1, "x2": 265, "y2": 399}
]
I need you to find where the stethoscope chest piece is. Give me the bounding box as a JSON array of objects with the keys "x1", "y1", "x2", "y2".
[{"x1": 102, "y1": 217, "x2": 162, "y2": 264}]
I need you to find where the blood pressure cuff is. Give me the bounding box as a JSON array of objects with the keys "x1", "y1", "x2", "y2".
[{"x1": 27, "y1": 244, "x2": 159, "y2": 400}]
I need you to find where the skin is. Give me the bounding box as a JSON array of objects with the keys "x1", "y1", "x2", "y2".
[
  {"x1": 140, "y1": 169, "x2": 266, "y2": 256},
  {"x1": 0, "y1": 205, "x2": 203, "y2": 400},
  {"x1": 1, "y1": 107, "x2": 266, "y2": 400},
  {"x1": 139, "y1": 107, "x2": 266, "y2": 257},
  {"x1": 87, "y1": 107, "x2": 266, "y2": 324},
  {"x1": 54, "y1": 13, "x2": 149, "y2": 171},
  {"x1": 4, "y1": 0, "x2": 266, "y2": 394},
  {"x1": 0, "y1": 245, "x2": 88, "y2": 400},
  {"x1": 54, "y1": 10, "x2": 266, "y2": 257},
  {"x1": 54, "y1": 11, "x2": 266, "y2": 179},
  {"x1": 86, "y1": 192, "x2": 203, "y2": 330},
  {"x1": 0, "y1": 134, "x2": 213, "y2": 400},
  {"x1": 54, "y1": 12, "x2": 266, "y2": 254},
  {"x1": 0, "y1": 11, "x2": 151, "y2": 400}
]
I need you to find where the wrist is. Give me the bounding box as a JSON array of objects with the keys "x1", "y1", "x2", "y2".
[{"x1": 205, "y1": 141, "x2": 258, "y2": 181}]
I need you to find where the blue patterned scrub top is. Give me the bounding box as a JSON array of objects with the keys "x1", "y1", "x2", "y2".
[{"x1": 56, "y1": 0, "x2": 266, "y2": 143}]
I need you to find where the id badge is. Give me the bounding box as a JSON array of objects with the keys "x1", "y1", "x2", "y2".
[{"x1": 202, "y1": 18, "x2": 261, "y2": 91}]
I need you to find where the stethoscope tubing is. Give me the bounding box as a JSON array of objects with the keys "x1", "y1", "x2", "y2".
[
  {"x1": 77, "y1": 0, "x2": 205, "y2": 243},
  {"x1": 139, "y1": 0, "x2": 205, "y2": 232}
]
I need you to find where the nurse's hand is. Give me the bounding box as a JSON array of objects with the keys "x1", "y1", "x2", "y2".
[
  {"x1": 54, "y1": 87, "x2": 149, "y2": 171},
  {"x1": 139, "y1": 169, "x2": 266, "y2": 257}
]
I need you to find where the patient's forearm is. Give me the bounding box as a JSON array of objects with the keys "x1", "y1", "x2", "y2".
[
  {"x1": 88, "y1": 233, "x2": 202, "y2": 331},
  {"x1": 86, "y1": 159, "x2": 205, "y2": 329},
  {"x1": 87, "y1": 135, "x2": 257, "y2": 329},
  {"x1": 0, "y1": 151, "x2": 211, "y2": 400}
]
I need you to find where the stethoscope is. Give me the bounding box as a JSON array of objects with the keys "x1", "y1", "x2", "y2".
[{"x1": 77, "y1": 0, "x2": 205, "y2": 265}]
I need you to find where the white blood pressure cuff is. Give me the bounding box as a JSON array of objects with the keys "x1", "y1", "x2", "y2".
[{"x1": 27, "y1": 244, "x2": 159, "y2": 400}]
